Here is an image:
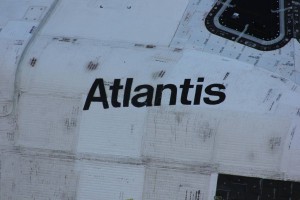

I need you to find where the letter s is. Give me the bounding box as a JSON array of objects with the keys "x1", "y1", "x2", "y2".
[{"x1": 203, "y1": 84, "x2": 226, "y2": 105}]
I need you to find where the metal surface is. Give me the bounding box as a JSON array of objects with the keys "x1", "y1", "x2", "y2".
[{"x1": 0, "y1": 0, "x2": 300, "y2": 199}]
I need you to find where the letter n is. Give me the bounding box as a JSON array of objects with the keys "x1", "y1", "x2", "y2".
[{"x1": 83, "y1": 79, "x2": 109, "y2": 110}]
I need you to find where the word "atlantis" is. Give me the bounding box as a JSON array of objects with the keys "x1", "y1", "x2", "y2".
[{"x1": 83, "y1": 78, "x2": 226, "y2": 110}]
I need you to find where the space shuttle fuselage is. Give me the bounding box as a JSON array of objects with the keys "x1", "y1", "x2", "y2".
[{"x1": 1, "y1": 0, "x2": 300, "y2": 199}]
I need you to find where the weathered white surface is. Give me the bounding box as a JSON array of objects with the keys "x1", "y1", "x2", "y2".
[
  {"x1": 143, "y1": 168, "x2": 210, "y2": 200},
  {"x1": 41, "y1": 0, "x2": 189, "y2": 46},
  {"x1": 78, "y1": 105, "x2": 146, "y2": 157},
  {"x1": 0, "y1": 0, "x2": 55, "y2": 117},
  {"x1": 0, "y1": 149, "x2": 78, "y2": 200},
  {"x1": 1, "y1": 0, "x2": 300, "y2": 199},
  {"x1": 17, "y1": 94, "x2": 81, "y2": 151},
  {"x1": 77, "y1": 161, "x2": 144, "y2": 200}
]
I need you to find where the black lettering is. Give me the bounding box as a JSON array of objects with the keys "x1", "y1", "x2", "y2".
[
  {"x1": 203, "y1": 84, "x2": 226, "y2": 105},
  {"x1": 83, "y1": 78, "x2": 109, "y2": 110},
  {"x1": 131, "y1": 85, "x2": 154, "y2": 107},
  {"x1": 194, "y1": 77, "x2": 204, "y2": 105},
  {"x1": 123, "y1": 78, "x2": 133, "y2": 107},
  {"x1": 84, "y1": 78, "x2": 227, "y2": 110},
  {"x1": 180, "y1": 79, "x2": 194, "y2": 105},
  {"x1": 154, "y1": 84, "x2": 177, "y2": 106},
  {"x1": 109, "y1": 79, "x2": 123, "y2": 107}
]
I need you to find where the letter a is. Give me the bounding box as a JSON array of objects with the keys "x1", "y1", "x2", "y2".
[{"x1": 83, "y1": 79, "x2": 109, "y2": 110}]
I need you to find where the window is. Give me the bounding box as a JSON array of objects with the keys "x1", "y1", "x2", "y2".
[{"x1": 205, "y1": 0, "x2": 299, "y2": 51}]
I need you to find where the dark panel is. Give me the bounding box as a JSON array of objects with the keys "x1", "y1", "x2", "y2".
[
  {"x1": 205, "y1": 0, "x2": 299, "y2": 51},
  {"x1": 218, "y1": 0, "x2": 280, "y2": 40},
  {"x1": 215, "y1": 174, "x2": 300, "y2": 200}
]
